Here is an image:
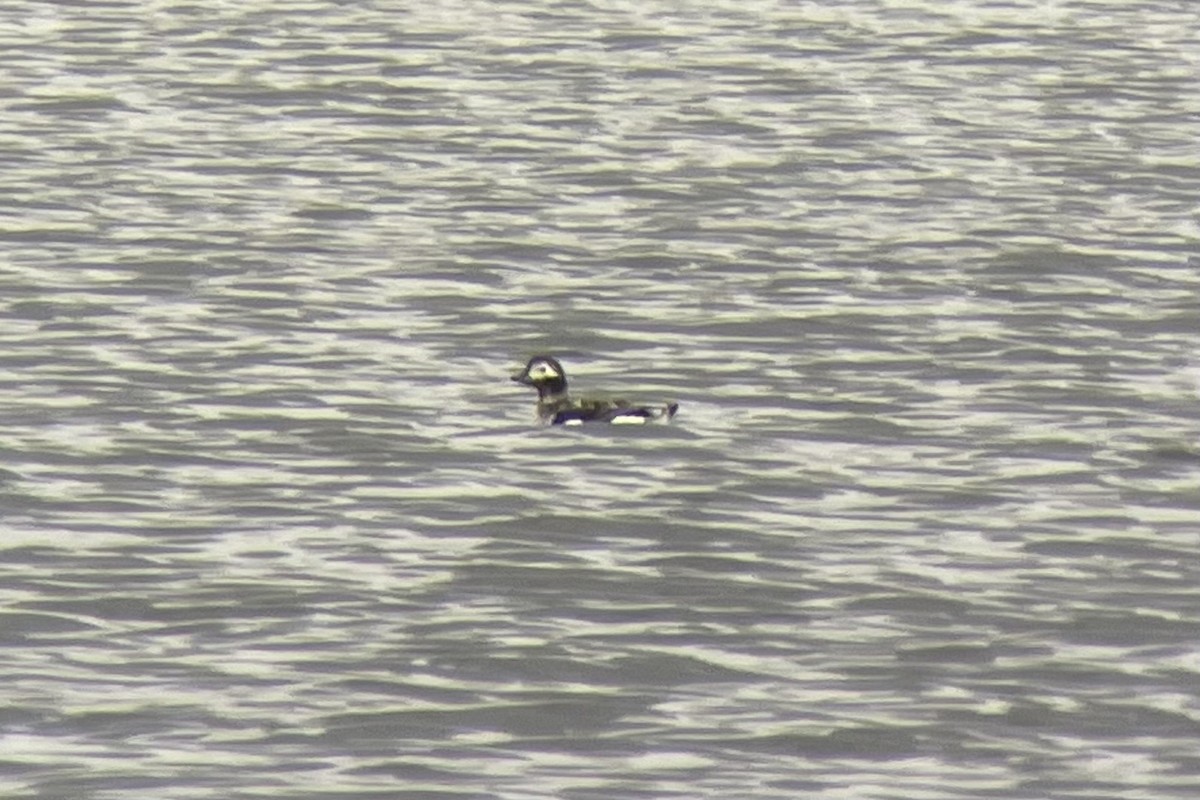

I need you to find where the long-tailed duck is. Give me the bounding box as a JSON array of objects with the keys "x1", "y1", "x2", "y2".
[{"x1": 511, "y1": 355, "x2": 679, "y2": 426}]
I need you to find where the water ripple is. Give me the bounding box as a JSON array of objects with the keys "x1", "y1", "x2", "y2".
[{"x1": 2, "y1": 0, "x2": 1199, "y2": 798}]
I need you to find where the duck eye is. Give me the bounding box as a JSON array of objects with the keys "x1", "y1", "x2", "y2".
[{"x1": 530, "y1": 362, "x2": 558, "y2": 379}]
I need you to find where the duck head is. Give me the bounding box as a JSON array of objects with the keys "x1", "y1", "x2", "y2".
[{"x1": 512, "y1": 355, "x2": 568, "y2": 400}]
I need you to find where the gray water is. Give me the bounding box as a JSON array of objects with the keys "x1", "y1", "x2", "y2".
[{"x1": 2, "y1": 0, "x2": 1200, "y2": 798}]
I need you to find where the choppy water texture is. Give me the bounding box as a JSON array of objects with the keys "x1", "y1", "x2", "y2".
[{"x1": 2, "y1": 0, "x2": 1200, "y2": 797}]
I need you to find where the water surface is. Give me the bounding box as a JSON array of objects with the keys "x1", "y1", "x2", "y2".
[{"x1": 2, "y1": 1, "x2": 1199, "y2": 798}]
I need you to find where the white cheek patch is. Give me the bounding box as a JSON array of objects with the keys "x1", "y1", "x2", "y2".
[
  {"x1": 610, "y1": 415, "x2": 647, "y2": 425},
  {"x1": 530, "y1": 363, "x2": 559, "y2": 380}
]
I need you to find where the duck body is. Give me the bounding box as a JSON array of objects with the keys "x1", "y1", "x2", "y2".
[{"x1": 511, "y1": 355, "x2": 679, "y2": 426}]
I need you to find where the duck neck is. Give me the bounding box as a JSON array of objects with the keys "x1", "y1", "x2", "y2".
[
  {"x1": 536, "y1": 386, "x2": 570, "y2": 408},
  {"x1": 535, "y1": 378, "x2": 568, "y2": 402}
]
